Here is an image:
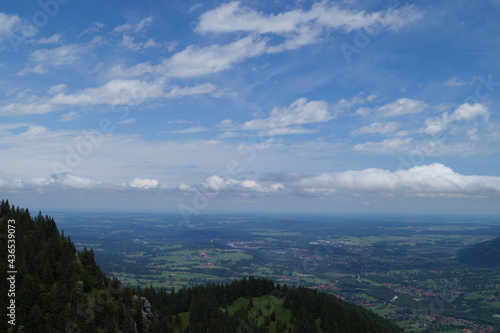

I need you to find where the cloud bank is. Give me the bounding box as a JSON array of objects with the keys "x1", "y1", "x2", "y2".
[
  {"x1": 296, "y1": 163, "x2": 500, "y2": 198},
  {"x1": 2, "y1": 164, "x2": 499, "y2": 199}
]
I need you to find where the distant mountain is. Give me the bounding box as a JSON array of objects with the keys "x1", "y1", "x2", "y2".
[
  {"x1": 457, "y1": 236, "x2": 500, "y2": 266},
  {"x1": 1, "y1": 200, "x2": 402, "y2": 332}
]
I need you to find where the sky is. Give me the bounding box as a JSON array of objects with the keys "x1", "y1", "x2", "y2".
[{"x1": 1, "y1": 0, "x2": 500, "y2": 216}]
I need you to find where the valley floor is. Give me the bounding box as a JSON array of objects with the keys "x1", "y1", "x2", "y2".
[{"x1": 53, "y1": 212, "x2": 500, "y2": 333}]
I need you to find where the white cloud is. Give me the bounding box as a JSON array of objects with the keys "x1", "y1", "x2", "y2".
[
  {"x1": 24, "y1": 177, "x2": 53, "y2": 187},
  {"x1": 195, "y1": 2, "x2": 422, "y2": 54},
  {"x1": 202, "y1": 175, "x2": 238, "y2": 191},
  {"x1": 114, "y1": 17, "x2": 154, "y2": 33},
  {"x1": 241, "y1": 179, "x2": 259, "y2": 188},
  {"x1": 189, "y1": 4, "x2": 204, "y2": 13},
  {"x1": 59, "y1": 111, "x2": 79, "y2": 122},
  {"x1": 165, "y1": 83, "x2": 219, "y2": 98},
  {"x1": 129, "y1": 178, "x2": 159, "y2": 189},
  {"x1": 190, "y1": 175, "x2": 285, "y2": 194},
  {"x1": 38, "y1": 33, "x2": 62, "y2": 44},
  {"x1": 351, "y1": 121, "x2": 400, "y2": 136},
  {"x1": 0, "y1": 174, "x2": 105, "y2": 190},
  {"x1": 109, "y1": 2, "x2": 423, "y2": 81},
  {"x1": 0, "y1": 12, "x2": 37, "y2": 43},
  {"x1": 120, "y1": 35, "x2": 160, "y2": 52},
  {"x1": 265, "y1": 24, "x2": 323, "y2": 53},
  {"x1": 258, "y1": 126, "x2": 317, "y2": 136},
  {"x1": 135, "y1": 17, "x2": 154, "y2": 32},
  {"x1": 171, "y1": 126, "x2": 210, "y2": 134},
  {"x1": 450, "y1": 103, "x2": 489, "y2": 122},
  {"x1": 0, "y1": 103, "x2": 55, "y2": 116},
  {"x1": 31, "y1": 44, "x2": 90, "y2": 66},
  {"x1": 196, "y1": 2, "x2": 323, "y2": 52},
  {"x1": 18, "y1": 43, "x2": 91, "y2": 75},
  {"x1": 17, "y1": 64, "x2": 47, "y2": 76},
  {"x1": 0, "y1": 173, "x2": 101, "y2": 190},
  {"x1": 118, "y1": 118, "x2": 137, "y2": 125},
  {"x1": 314, "y1": 3, "x2": 423, "y2": 32},
  {"x1": 163, "y1": 36, "x2": 268, "y2": 78},
  {"x1": 217, "y1": 94, "x2": 375, "y2": 137},
  {"x1": 335, "y1": 93, "x2": 377, "y2": 111},
  {"x1": 0, "y1": 123, "x2": 71, "y2": 151},
  {"x1": 48, "y1": 84, "x2": 67, "y2": 95},
  {"x1": 178, "y1": 183, "x2": 193, "y2": 191},
  {"x1": 174, "y1": 163, "x2": 500, "y2": 199},
  {"x1": 78, "y1": 21, "x2": 105, "y2": 37},
  {"x1": 353, "y1": 137, "x2": 413, "y2": 154},
  {"x1": 1, "y1": 80, "x2": 218, "y2": 116},
  {"x1": 0, "y1": 12, "x2": 22, "y2": 37},
  {"x1": 52, "y1": 173, "x2": 102, "y2": 189},
  {"x1": 443, "y1": 76, "x2": 473, "y2": 87},
  {"x1": 217, "y1": 119, "x2": 235, "y2": 128},
  {"x1": 375, "y1": 98, "x2": 428, "y2": 117},
  {"x1": 270, "y1": 183, "x2": 285, "y2": 191},
  {"x1": 196, "y1": 2, "x2": 308, "y2": 35},
  {"x1": 0, "y1": 122, "x2": 31, "y2": 132},
  {"x1": 353, "y1": 136, "x2": 499, "y2": 157},
  {"x1": 0, "y1": 127, "x2": 249, "y2": 191},
  {"x1": 422, "y1": 103, "x2": 489, "y2": 135},
  {"x1": 108, "y1": 35, "x2": 268, "y2": 79},
  {"x1": 18, "y1": 125, "x2": 48, "y2": 138},
  {"x1": 296, "y1": 163, "x2": 500, "y2": 197},
  {"x1": 422, "y1": 114, "x2": 449, "y2": 135},
  {"x1": 49, "y1": 79, "x2": 167, "y2": 106},
  {"x1": 0, "y1": 179, "x2": 24, "y2": 190},
  {"x1": 465, "y1": 128, "x2": 478, "y2": 141},
  {"x1": 196, "y1": 2, "x2": 423, "y2": 35},
  {"x1": 242, "y1": 98, "x2": 332, "y2": 130}
]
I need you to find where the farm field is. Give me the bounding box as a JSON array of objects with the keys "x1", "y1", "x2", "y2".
[{"x1": 53, "y1": 212, "x2": 500, "y2": 332}]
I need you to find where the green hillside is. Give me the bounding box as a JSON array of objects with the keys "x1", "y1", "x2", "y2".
[
  {"x1": 457, "y1": 236, "x2": 500, "y2": 266},
  {"x1": 1, "y1": 200, "x2": 402, "y2": 332}
]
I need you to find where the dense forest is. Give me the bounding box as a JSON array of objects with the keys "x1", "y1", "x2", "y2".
[{"x1": 0, "y1": 200, "x2": 402, "y2": 332}]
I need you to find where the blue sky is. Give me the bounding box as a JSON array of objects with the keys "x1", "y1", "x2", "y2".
[{"x1": 1, "y1": 0, "x2": 500, "y2": 215}]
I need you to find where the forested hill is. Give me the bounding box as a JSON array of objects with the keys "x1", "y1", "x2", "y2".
[
  {"x1": 0, "y1": 200, "x2": 403, "y2": 333},
  {"x1": 457, "y1": 236, "x2": 500, "y2": 266}
]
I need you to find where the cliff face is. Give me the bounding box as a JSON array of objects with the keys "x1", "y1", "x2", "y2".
[
  {"x1": 1, "y1": 200, "x2": 403, "y2": 333},
  {"x1": 458, "y1": 236, "x2": 500, "y2": 266}
]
